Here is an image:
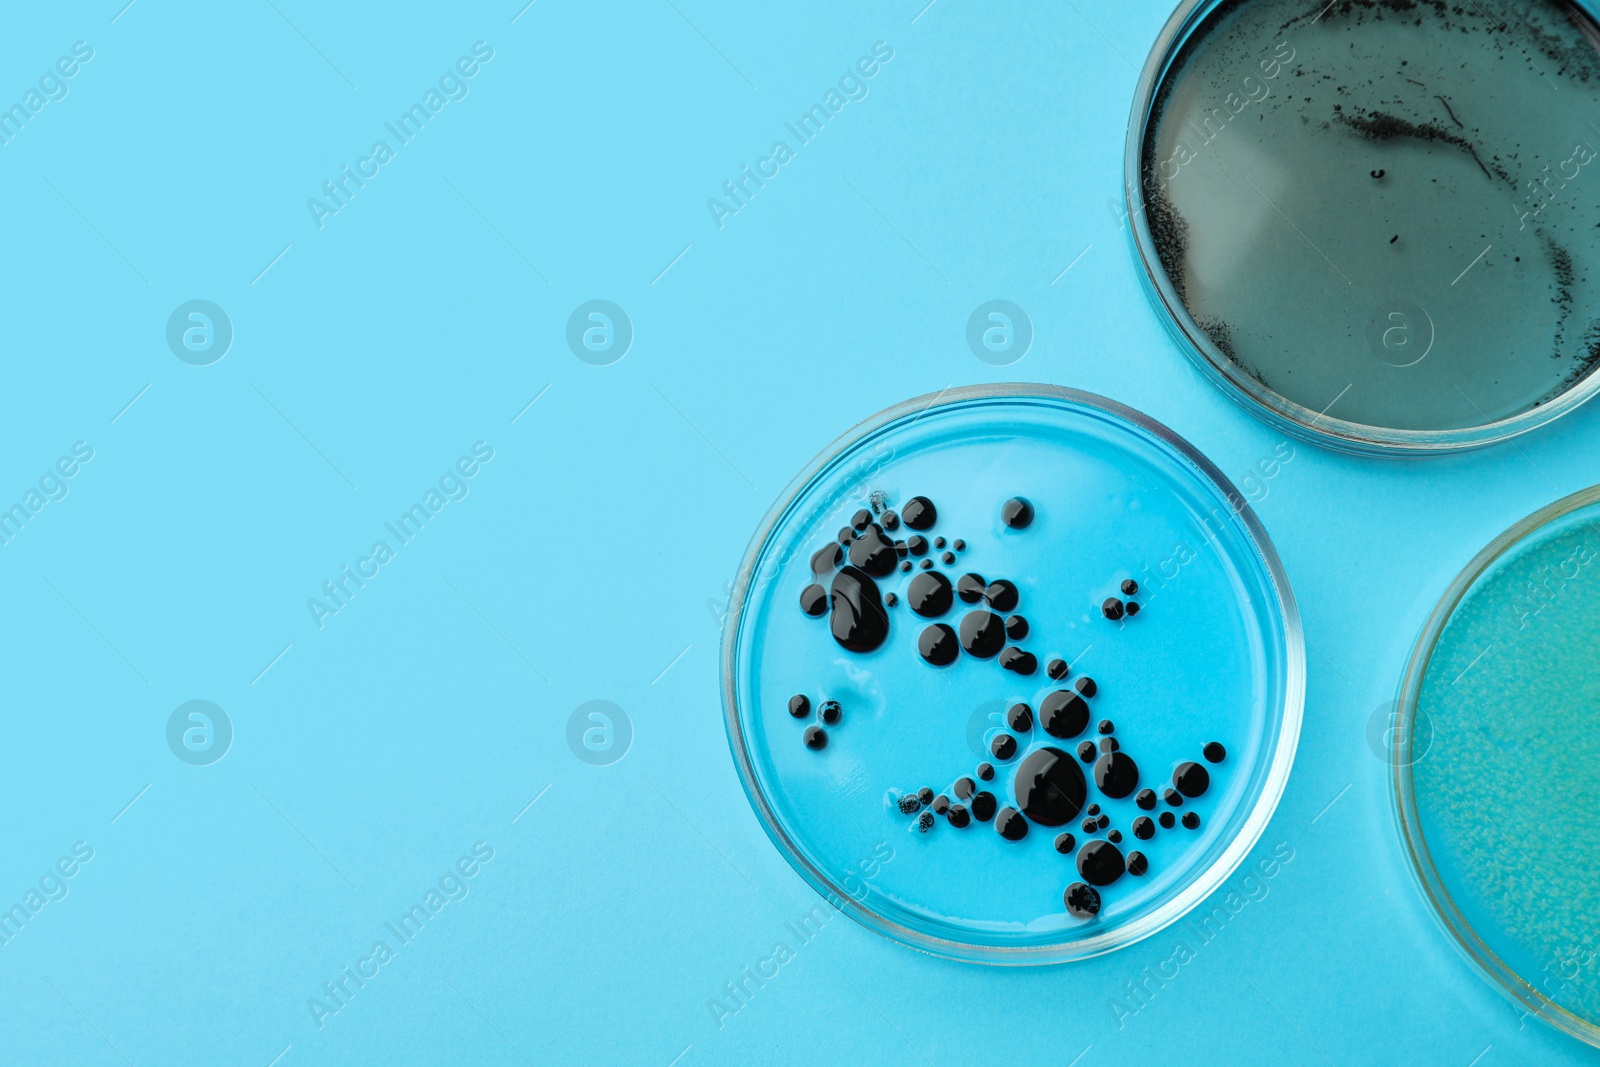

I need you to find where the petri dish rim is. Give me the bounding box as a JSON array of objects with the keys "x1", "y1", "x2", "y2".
[
  {"x1": 720, "y1": 383, "x2": 1306, "y2": 965},
  {"x1": 1391, "y1": 483, "x2": 1600, "y2": 1047},
  {"x1": 1123, "y1": 0, "x2": 1600, "y2": 457}
]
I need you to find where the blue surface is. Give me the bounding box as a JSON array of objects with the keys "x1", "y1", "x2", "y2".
[{"x1": 0, "y1": 2, "x2": 1596, "y2": 1065}]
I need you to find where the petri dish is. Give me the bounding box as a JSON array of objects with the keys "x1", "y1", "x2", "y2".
[
  {"x1": 721, "y1": 385, "x2": 1304, "y2": 964},
  {"x1": 1394, "y1": 485, "x2": 1600, "y2": 1046},
  {"x1": 1126, "y1": 0, "x2": 1600, "y2": 454}
]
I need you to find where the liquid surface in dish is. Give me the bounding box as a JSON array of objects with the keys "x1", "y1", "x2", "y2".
[{"x1": 1143, "y1": 0, "x2": 1600, "y2": 432}]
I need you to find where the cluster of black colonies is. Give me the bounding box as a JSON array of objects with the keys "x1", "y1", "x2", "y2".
[
  {"x1": 1101, "y1": 577, "x2": 1143, "y2": 622},
  {"x1": 799, "y1": 496, "x2": 981, "y2": 654},
  {"x1": 907, "y1": 496, "x2": 1040, "y2": 676},
  {"x1": 799, "y1": 493, "x2": 1230, "y2": 922},
  {"x1": 896, "y1": 781, "x2": 974, "y2": 831},
  {"x1": 786, "y1": 694, "x2": 842, "y2": 751},
  {"x1": 800, "y1": 494, "x2": 1089, "y2": 685}
]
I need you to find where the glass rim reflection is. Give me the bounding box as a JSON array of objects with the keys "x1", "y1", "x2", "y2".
[{"x1": 1124, "y1": 0, "x2": 1600, "y2": 456}]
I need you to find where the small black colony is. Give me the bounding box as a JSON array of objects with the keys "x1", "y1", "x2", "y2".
[{"x1": 791, "y1": 492, "x2": 1229, "y2": 921}]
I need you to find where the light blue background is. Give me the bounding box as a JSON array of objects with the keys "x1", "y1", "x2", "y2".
[{"x1": 0, "y1": 1, "x2": 1594, "y2": 1064}]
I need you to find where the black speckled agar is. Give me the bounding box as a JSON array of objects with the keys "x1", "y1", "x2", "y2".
[{"x1": 1143, "y1": 0, "x2": 1600, "y2": 430}]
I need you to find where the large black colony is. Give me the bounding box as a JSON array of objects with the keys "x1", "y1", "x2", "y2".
[{"x1": 792, "y1": 493, "x2": 1227, "y2": 921}]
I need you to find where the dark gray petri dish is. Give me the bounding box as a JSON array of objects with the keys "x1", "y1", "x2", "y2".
[{"x1": 1127, "y1": 0, "x2": 1600, "y2": 453}]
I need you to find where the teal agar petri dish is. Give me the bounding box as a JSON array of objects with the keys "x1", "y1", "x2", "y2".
[
  {"x1": 1395, "y1": 486, "x2": 1600, "y2": 1045},
  {"x1": 722, "y1": 386, "x2": 1304, "y2": 963},
  {"x1": 1127, "y1": 0, "x2": 1600, "y2": 453}
]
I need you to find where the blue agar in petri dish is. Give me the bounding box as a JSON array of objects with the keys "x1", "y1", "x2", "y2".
[
  {"x1": 1128, "y1": 0, "x2": 1600, "y2": 452},
  {"x1": 1396, "y1": 486, "x2": 1600, "y2": 1045},
  {"x1": 722, "y1": 386, "x2": 1303, "y2": 963}
]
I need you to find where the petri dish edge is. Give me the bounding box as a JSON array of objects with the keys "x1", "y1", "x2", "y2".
[{"x1": 721, "y1": 384, "x2": 1306, "y2": 965}]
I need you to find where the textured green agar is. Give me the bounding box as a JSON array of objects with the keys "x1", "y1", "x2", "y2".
[{"x1": 1414, "y1": 509, "x2": 1600, "y2": 1023}]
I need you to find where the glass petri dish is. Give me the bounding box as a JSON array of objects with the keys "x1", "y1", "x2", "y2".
[
  {"x1": 721, "y1": 385, "x2": 1304, "y2": 964},
  {"x1": 1126, "y1": 0, "x2": 1600, "y2": 454},
  {"x1": 1394, "y1": 485, "x2": 1600, "y2": 1046}
]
